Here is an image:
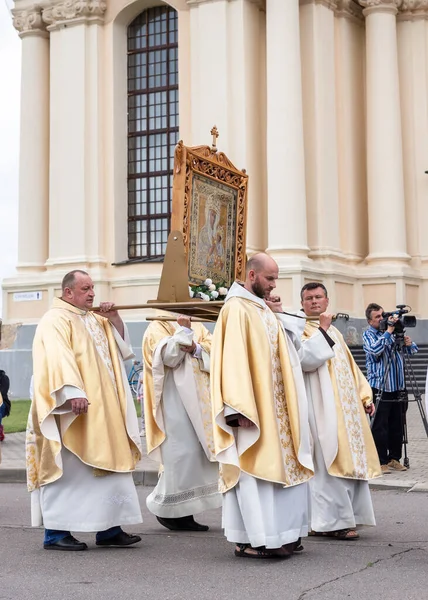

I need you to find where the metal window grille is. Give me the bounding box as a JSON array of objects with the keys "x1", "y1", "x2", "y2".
[{"x1": 127, "y1": 7, "x2": 179, "y2": 260}]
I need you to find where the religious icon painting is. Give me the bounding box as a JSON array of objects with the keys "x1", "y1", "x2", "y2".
[{"x1": 171, "y1": 129, "x2": 249, "y2": 288}]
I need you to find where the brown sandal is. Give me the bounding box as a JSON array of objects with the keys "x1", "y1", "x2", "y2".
[
  {"x1": 309, "y1": 529, "x2": 359, "y2": 540},
  {"x1": 293, "y1": 537, "x2": 304, "y2": 552},
  {"x1": 234, "y1": 543, "x2": 290, "y2": 559}
]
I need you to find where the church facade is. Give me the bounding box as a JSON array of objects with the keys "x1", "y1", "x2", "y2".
[{"x1": 4, "y1": 0, "x2": 428, "y2": 325}]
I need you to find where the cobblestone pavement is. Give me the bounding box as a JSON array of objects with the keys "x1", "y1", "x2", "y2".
[{"x1": 1, "y1": 402, "x2": 427, "y2": 490}]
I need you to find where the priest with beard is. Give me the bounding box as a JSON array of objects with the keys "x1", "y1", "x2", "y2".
[{"x1": 211, "y1": 253, "x2": 334, "y2": 559}]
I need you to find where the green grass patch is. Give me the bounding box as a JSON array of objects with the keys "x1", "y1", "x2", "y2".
[
  {"x1": 3, "y1": 399, "x2": 142, "y2": 434},
  {"x1": 3, "y1": 400, "x2": 31, "y2": 434}
]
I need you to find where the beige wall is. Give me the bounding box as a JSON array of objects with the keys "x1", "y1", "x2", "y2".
[
  {"x1": 362, "y1": 284, "x2": 396, "y2": 313},
  {"x1": 5, "y1": 0, "x2": 428, "y2": 323}
]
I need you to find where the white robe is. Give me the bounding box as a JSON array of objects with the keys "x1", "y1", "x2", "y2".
[
  {"x1": 219, "y1": 286, "x2": 325, "y2": 549},
  {"x1": 146, "y1": 327, "x2": 221, "y2": 518},
  {"x1": 30, "y1": 325, "x2": 143, "y2": 532},
  {"x1": 297, "y1": 316, "x2": 376, "y2": 532}
]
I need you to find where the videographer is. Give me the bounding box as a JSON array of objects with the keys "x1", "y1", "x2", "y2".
[{"x1": 363, "y1": 303, "x2": 418, "y2": 474}]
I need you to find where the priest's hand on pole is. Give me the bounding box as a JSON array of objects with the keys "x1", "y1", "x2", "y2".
[
  {"x1": 319, "y1": 312, "x2": 334, "y2": 331},
  {"x1": 70, "y1": 397, "x2": 89, "y2": 416},
  {"x1": 177, "y1": 314, "x2": 192, "y2": 329},
  {"x1": 94, "y1": 302, "x2": 125, "y2": 339},
  {"x1": 93, "y1": 301, "x2": 119, "y2": 319},
  {"x1": 265, "y1": 295, "x2": 283, "y2": 313},
  {"x1": 177, "y1": 315, "x2": 196, "y2": 353}
]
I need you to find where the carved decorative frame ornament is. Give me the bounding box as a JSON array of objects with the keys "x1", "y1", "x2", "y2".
[{"x1": 172, "y1": 127, "x2": 249, "y2": 288}]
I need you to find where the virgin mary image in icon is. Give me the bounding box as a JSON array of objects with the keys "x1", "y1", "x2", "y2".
[
  {"x1": 197, "y1": 197, "x2": 225, "y2": 272},
  {"x1": 188, "y1": 173, "x2": 237, "y2": 286}
]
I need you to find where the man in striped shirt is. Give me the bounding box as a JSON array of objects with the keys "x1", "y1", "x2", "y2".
[{"x1": 363, "y1": 303, "x2": 418, "y2": 474}]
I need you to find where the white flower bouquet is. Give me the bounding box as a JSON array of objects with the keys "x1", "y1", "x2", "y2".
[{"x1": 189, "y1": 279, "x2": 229, "y2": 302}]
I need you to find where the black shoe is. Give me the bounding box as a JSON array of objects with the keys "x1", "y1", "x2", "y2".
[
  {"x1": 96, "y1": 531, "x2": 142, "y2": 547},
  {"x1": 44, "y1": 535, "x2": 88, "y2": 551},
  {"x1": 156, "y1": 515, "x2": 209, "y2": 532}
]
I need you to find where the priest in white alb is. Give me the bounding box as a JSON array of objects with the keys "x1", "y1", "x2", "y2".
[
  {"x1": 211, "y1": 253, "x2": 334, "y2": 559},
  {"x1": 142, "y1": 314, "x2": 221, "y2": 531},
  {"x1": 299, "y1": 282, "x2": 381, "y2": 540},
  {"x1": 27, "y1": 270, "x2": 143, "y2": 551}
]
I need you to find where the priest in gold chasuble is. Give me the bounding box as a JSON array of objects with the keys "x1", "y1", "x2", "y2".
[
  {"x1": 211, "y1": 254, "x2": 334, "y2": 559},
  {"x1": 299, "y1": 282, "x2": 381, "y2": 541},
  {"x1": 27, "y1": 270, "x2": 142, "y2": 551},
  {"x1": 142, "y1": 315, "x2": 221, "y2": 532}
]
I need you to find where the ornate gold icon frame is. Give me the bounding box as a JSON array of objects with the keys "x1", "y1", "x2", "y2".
[{"x1": 171, "y1": 127, "x2": 249, "y2": 288}]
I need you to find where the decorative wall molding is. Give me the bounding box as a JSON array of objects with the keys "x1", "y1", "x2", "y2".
[
  {"x1": 41, "y1": 0, "x2": 107, "y2": 30},
  {"x1": 335, "y1": 0, "x2": 364, "y2": 22},
  {"x1": 398, "y1": 0, "x2": 428, "y2": 20},
  {"x1": 299, "y1": 0, "x2": 338, "y2": 10},
  {"x1": 12, "y1": 5, "x2": 49, "y2": 37},
  {"x1": 359, "y1": 0, "x2": 402, "y2": 16}
]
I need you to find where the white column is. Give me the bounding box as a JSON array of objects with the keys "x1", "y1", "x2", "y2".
[
  {"x1": 42, "y1": 1, "x2": 106, "y2": 270},
  {"x1": 266, "y1": 0, "x2": 308, "y2": 258},
  {"x1": 227, "y1": 0, "x2": 267, "y2": 253},
  {"x1": 188, "y1": 0, "x2": 230, "y2": 151},
  {"x1": 188, "y1": 0, "x2": 267, "y2": 252},
  {"x1": 12, "y1": 8, "x2": 49, "y2": 271},
  {"x1": 300, "y1": 0, "x2": 342, "y2": 260},
  {"x1": 335, "y1": 1, "x2": 368, "y2": 262},
  {"x1": 360, "y1": 0, "x2": 409, "y2": 263},
  {"x1": 397, "y1": 3, "x2": 428, "y2": 263}
]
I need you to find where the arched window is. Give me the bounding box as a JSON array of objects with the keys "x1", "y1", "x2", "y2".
[{"x1": 127, "y1": 6, "x2": 179, "y2": 260}]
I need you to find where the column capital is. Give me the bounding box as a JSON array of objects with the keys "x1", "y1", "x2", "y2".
[
  {"x1": 335, "y1": 0, "x2": 364, "y2": 22},
  {"x1": 359, "y1": 0, "x2": 402, "y2": 16},
  {"x1": 398, "y1": 0, "x2": 428, "y2": 20},
  {"x1": 12, "y1": 5, "x2": 49, "y2": 38},
  {"x1": 41, "y1": 0, "x2": 107, "y2": 31}
]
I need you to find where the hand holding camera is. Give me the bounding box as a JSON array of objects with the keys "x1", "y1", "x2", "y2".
[
  {"x1": 386, "y1": 315, "x2": 399, "y2": 334},
  {"x1": 380, "y1": 305, "x2": 416, "y2": 342}
]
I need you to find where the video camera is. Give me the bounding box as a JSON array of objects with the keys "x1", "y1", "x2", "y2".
[{"x1": 379, "y1": 305, "x2": 416, "y2": 337}]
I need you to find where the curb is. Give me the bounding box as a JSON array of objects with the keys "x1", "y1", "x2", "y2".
[
  {"x1": 2, "y1": 469, "x2": 427, "y2": 493},
  {"x1": 369, "y1": 480, "x2": 415, "y2": 492},
  {"x1": 407, "y1": 482, "x2": 428, "y2": 493},
  {"x1": 0, "y1": 468, "x2": 159, "y2": 486}
]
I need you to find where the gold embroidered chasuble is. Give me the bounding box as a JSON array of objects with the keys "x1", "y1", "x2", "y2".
[
  {"x1": 211, "y1": 289, "x2": 314, "y2": 494},
  {"x1": 142, "y1": 319, "x2": 214, "y2": 460},
  {"x1": 303, "y1": 320, "x2": 381, "y2": 480},
  {"x1": 27, "y1": 298, "x2": 141, "y2": 491}
]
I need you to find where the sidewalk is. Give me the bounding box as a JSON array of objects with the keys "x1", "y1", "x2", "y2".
[
  {"x1": 0, "y1": 431, "x2": 160, "y2": 486},
  {"x1": 1, "y1": 402, "x2": 427, "y2": 491}
]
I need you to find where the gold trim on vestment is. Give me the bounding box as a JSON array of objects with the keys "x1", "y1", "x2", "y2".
[
  {"x1": 27, "y1": 298, "x2": 141, "y2": 491},
  {"x1": 303, "y1": 321, "x2": 381, "y2": 480},
  {"x1": 212, "y1": 297, "x2": 313, "y2": 492}
]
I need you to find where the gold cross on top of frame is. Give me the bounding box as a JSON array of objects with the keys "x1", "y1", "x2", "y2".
[{"x1": 211, "y1": 125, "x2": 219, "y2": 152}]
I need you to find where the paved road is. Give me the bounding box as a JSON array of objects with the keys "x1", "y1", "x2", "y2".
[{"x1": 1, "y1": 483, "x2": 427, "y2": 600}]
